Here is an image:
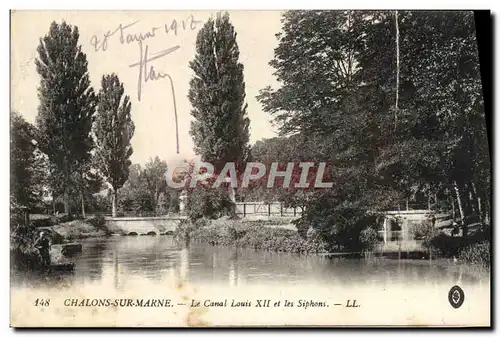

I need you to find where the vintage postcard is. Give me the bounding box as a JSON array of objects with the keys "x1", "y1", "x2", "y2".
[{"x1": 10, "y1": 9, "x2": 491, "y2": 327}]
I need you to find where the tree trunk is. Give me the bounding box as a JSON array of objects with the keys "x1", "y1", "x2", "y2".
[
  {"x1": 471, "y1": 181, "x2": 482, "y2": 223},
  {"x1": 63, "y1": 161, "x2": 72, "y2": 215},
  {"x1": 52, "y1": 197, "x2": 56, "y2": 215},
  {"x1": 81, "y1": 191, "x2": 86, "y2": 218},
  {"x1": 486, "y1": 197, "x2": 491, "y2": 225},
  {"x1": 451, "y1": 196, "x2": 455, "y2": 220},
  {"x1": 453, "y1": 181, "x2": 466, "y2": 236},
  {"x1": 155, "y1": 181, "x2": 159, "y2": 216},
  {"x1": 112, "y1": 189, "x2": 117, "y2": 218},
  {"x1": 63, "y1": 187, "x2": 70, "y2": 215},
  {"x1": 394, "y1": 10, "x2": 400, "y2": 131}
]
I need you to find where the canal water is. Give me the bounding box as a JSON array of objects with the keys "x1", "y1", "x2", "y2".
[
  {"x1": 11, "y1": 235, "x2": 491, "y2": 327},
  {"x1": 19, "y1": 235, "x2": 487, "y2": 289}
]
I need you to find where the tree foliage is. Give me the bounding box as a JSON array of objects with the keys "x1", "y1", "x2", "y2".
[
  {"x1": 35, "y1": 21, "x2": 97, "y2": 214},
  {"x1": 114, "y1": 158, "x2": 180, "y2": 216},
  {"x1": 188, "y1": 12, "x2": 250, "y2": 172},
  {"x1": 259, "y1": 10, "x2": 490, "y2": 246},
  {"x1": 10, "y1": 112, "x2": 46, "y2": 209},
  {"x1": 94, "y1": 73, "x2": 135, "y2": 217}
]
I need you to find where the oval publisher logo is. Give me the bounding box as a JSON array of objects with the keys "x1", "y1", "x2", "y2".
[{"x1": 448, "y1": 285, "x2": 465, "y2": 309}]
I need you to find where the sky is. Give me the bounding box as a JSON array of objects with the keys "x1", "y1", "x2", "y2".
[{"x1": 11, "y1": 10, "x2": 285, "y2": 167}]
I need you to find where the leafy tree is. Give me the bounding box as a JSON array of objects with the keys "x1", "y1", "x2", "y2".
[
  {"x1": 72, "y1": 160, "x2": 103, "y2": 217},
  {"x1": 373, "y1": 11, "x2": 489, "y2": 230},
  {"x1": 260, "y1": 10, "x2": 489, "y2": 247},
  {"x1": 10, "y1": 111, "x2": 46, "y2": 209},
  {"x1": 185, "y1": 180, "x2": 235, "y2": 221},
  {"x1": 257, "y1": 11, "x2": 387, "y2": 246},
  {"x1": 188, "y1": 12, "x2": 250, "y2": 173},
  {"x1": 142, "y1": 156, "x2": 168, "y2": 213},
  {"x1": 94, "y1": 73, "x2": 135, "y2": 217},
  {"x1": 35, "y1": 21, "x2": 97, "y2": 215},
  {"x1": 117, "y1": 164, "x2": 145, "y2": 215},
  {"x1": 116, "y1": 160, "x2": 175, "y2": 216}
]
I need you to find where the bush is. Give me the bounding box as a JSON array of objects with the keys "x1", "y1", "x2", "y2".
[
  {"x1": 306, "y1": 205, "x2": 379, "y2": 251},
  {"x1": 86, "y1": 215, "x2": 110, "y2": 235},
  {"x1": 189, "y1": 220, "x2": 328, "y2": 254},
  {"x1": 11, "y1": 246, "x2": 43, "y2": 271},
  {"x1": 10, "y1": 207, "x2": 44, "y2": 271},
  {"x1": 359, "y1": 227, "x2": 378, "y2": 252},
  {"x1": 410, "y1": 219, "x2": 438, "y2": 241},
  {"x1": 426, "y1": 227, "x2": 491, "y2": 258},
  {"x1": 174, "y1": 218, "x2": 198, "y2": 242},
  {"x1": 185, "y1": 184, "x2": 235, "y2": 221},
  {"x1": 458, "y1": 241, "x2": 490, "y2": 267},
  {"x1": 293, "y1": 217, "x2": 310, "y2": 239}
]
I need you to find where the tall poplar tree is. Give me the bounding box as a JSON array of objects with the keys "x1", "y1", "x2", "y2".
[
  {"x1": 35, "y1": 21, "x2": 96, "y2": 215},
  {"x1": 188, "y1": 12, "x2": 250, "y2": 172},
  {"x1": 94, "y1": 73, "x2": 135, "y2": 217}
]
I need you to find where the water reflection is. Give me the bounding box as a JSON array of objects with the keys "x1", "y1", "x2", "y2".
[{"x1": 15, "y1": 236, "x2": 489, "y2": 289}]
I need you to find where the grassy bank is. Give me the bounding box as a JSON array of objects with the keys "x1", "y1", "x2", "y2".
[{"x1": 177, "y1": 217, "x2": 328, "y2": 254}]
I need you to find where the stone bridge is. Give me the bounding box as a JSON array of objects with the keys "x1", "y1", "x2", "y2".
[{"x1": 104, "y1": 216, "x2": 187, "y2": 236}]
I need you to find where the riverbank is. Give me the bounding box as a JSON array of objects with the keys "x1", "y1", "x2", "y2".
[
  {"x1": 52, "y1": 219, "x2": 109, "y2": 240},
  {"x1": 176, "y1": 216, "x2": 491, "y2": 270},
  {"x1": 11, "y1": 215, "x2": 110, "y2": 272},
  {"x1": 177, "y1": 217, "x2": 328, "y2": 254},
  {"x1": 32, "y1": 214, "x2": 110, "y2": 241}
]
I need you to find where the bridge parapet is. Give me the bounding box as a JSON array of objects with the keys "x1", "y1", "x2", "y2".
[{"x1": 104, "y1": 216, "x2": 187, "y2": 236}]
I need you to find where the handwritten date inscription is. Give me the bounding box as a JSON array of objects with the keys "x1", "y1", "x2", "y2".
[{"x1": 90, "y1": 15, "x2": 202, "y2": 52}]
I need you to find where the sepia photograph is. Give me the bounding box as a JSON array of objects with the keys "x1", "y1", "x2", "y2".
[{"x1": 9, "y1": 9, "x2": 491, "y2": 327}]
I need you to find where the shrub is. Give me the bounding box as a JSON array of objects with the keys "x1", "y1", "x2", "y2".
[
  {"x1": 10, "y1": 207, "x2": 43, "y2": 271},
  {"x1": 86, "y1": 215, "x2": 110, "y2": 235},
  {"x1": 307, "y1": 206, "x2": 379, "y2": 251},
  {"x1": 359, "y1": 227, "x2": 378, "y2": 252},
  {"x1": 426, "y1": 227, "x2": 492, "y2": 258},
  {"x1": 174, "y1": 219, "x2": 197, "y2": 242},
  {"x1": 185, "y1": 184, "x2": 235, "y2": 221},
  {"x1": 293, "y1": 217, "x2": 310, "y2": 239},
  {"x1": 11, "y1": 246, "x2": 43, "y2": 271},
  {"x1": 410, "y1": 219, "x2": 438, "y2": 241},
  {"x1": 168, "y1": 195, "x2": 180, "y2": 213},
  {"x1": 189, "y1": 220, "x2": 328, "y2": 254},
  {"x1": 458, "y1": 241, "x2": 490, "y2": 267}
]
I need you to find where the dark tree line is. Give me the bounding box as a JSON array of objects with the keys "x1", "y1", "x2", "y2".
[{"x1": 255, "y1": 11, "x2": 489, "y2": 247}]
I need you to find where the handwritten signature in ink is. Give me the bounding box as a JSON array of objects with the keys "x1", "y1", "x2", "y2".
[{"x1": 128, "y1": 41, "x2": 181, "y2": 154}]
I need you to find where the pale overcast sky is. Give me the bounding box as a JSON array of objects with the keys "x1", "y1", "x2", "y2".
[{"x1": 11, "y1": 10, "x2": 284, "y2": 166}]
